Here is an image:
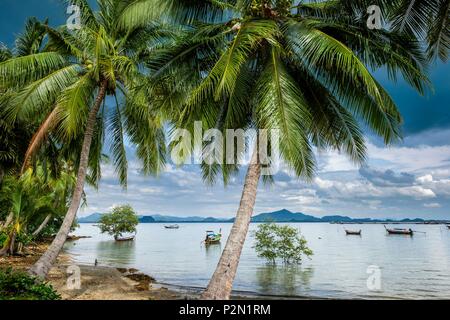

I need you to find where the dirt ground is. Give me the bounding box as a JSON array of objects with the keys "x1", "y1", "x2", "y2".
[{"x1": 0, "y1": 240, "x2": 192, "y2": 300}]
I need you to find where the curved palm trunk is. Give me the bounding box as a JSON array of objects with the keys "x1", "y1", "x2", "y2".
[
  {"x1": 0, "y1": 235, "x2": 11, "y2": 257},
  {"x1": 29, "y1": 80, "x2": 108, "y2": 278},
  {"x1": 201, "y1": 147, "x2": 261, "y2": 300},
  {"x1": 0, "y1": 212, "x2": 13, "y2": 232},
  {"x1": 21, "y1": 107, "x2": 59, "y2": 174},
  {"x1": 32, "y1": 214, "x2": 52, "y2": 237},
  {"x1": 9, "y1": 230, "x2": 17, "y2": 254},
  {"x1": 0, "y1": 230, "x2": 16, "y2": 257}
]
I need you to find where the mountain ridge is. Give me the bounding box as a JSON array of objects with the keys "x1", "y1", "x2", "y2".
[{"x1": 78, "y1": 209, "x2": 442, "y2": 224}]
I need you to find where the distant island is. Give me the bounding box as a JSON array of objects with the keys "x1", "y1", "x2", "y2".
[{"x1": 78, "y1": 209, "x2": 449, "y2": 224}]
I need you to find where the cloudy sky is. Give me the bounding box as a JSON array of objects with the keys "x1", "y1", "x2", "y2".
[{"x1": 1, "y1": 1, "x2": 449, "y2": 219}]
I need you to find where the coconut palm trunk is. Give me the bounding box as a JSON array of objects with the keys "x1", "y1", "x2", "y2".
[
  {"x1": 0, "y1": 212, "x2": 13, "y2": 232},
  {"x1": 201, "y1": 147, "x2": 261, "y2": 300},
  {"x1": 32, "y1": 214, "x2": 52, "y2": 237},
  {"x1": 0, "y1": 231, "x2": 14, "y2": 256},
  {"x1": 29, "y1": 80, "x2": 108, "y2": 278}
]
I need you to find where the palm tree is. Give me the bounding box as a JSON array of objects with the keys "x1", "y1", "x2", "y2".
[
  {"x1": 122, "y1": 0, "x2": 430, "y2": 299},
  {"x1": 0, "y1": 18, "x2": 48, "y2": 184},
  {"x1": 0, "y1": 0, "x2": 167, "y2": 277},
  {"x1": 1, "y1": 18, "x2": 52, "y2": 232}
]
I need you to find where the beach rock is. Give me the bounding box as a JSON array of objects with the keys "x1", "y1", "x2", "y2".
[
  {"x1": 117, "y1": 268, "x2": 128, "y2": 274},
  {"x1": 125, "y1": 273, "x2": 155, "y2": 291}
]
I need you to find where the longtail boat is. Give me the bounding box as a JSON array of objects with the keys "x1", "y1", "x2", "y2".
[
  {"x1": 384, "y1": 225, "x2": 413, "y2": 235},
  {"x1": 345, "y1": 229, "x2": 362, "y2": 235},
  {"x1": 114, "y1": 235, "x2": 135, "y2": 242},
  {"x1": 165, "y1": 224, "x2": 180, "y2": 229},
  {"x1": 204, "y1": 229, "x2": 222, "y2": 245}
]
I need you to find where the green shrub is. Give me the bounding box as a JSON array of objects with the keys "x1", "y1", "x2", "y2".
[
  {"x1": 253, "y1": 223, "x2": 313, "y2": 264},
  {"x1": 0, "y1": 231, "x2": 7, "y2": 247},
  {"x1": 0, "y1": 268, "x2": 61, "y2": 300}
]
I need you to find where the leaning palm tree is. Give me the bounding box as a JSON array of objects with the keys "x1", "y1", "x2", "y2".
[
  {"x1": 122, "y1": 0, "x2": 430, "y2": 299},
  {"x1": 0, "y1": 0, "x2": 167, "y2": 278},
  {"x1": 1, "y1": 18, "x2": 52, "y2": 229},
  {"x1": 0, "y1": 18, "x2": 48, "y2": 183}
]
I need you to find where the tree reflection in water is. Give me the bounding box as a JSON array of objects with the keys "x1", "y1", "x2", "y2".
[
  {"x1": 256, "y1": 265, "x2": 314, "y2": 296},
  {"x1": 95, "y1": 240, "x2": 136, "y2": 265}
]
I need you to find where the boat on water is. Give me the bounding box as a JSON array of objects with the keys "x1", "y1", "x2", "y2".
[
  {"x1": 114, "y1": 235, "x2": 135, "y2": 242},
  {"x1": 345, "y1": 229, "x2": 362, "y2": 235},
  {"x1": 165, "y1": 224, "x2": 180, "y2": 229},
  {"x1": 447, "y1": 225, "x2": 450, "y2": 230},
  {"x1": 384, "y1": 225, "x2": 413, "y2": 235},
  {"x1": 204, "y1": 229, "x2": 222, "y2": 245}
]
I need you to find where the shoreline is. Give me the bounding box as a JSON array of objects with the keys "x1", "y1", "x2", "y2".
[
  {"x1": 0, "y1": 240, "x2": 191, "y2": 300},
  {"x1": 0, "y1": 239, "x2": 314, "y2": 300}
]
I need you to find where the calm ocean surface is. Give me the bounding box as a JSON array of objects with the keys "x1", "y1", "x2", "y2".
[{"x1": 64, "y1": 223, "x2": 450, "y2": 299}]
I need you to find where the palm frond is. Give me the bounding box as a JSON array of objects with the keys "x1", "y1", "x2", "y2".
[
  {"x1": 108, "y1": 95, "x2": 128, "y2": 187},
  {"x1": 58, "y1": 72, "x2": 96, "y2": 139},
  {"x1": 426, "y1": 0, "x2": 450, "y2": 61},
  {"x1": 0, "y1": 52, "x2": 67, "y2": 89},
  {"x1": 255, "y1": 47, "x2": 315, "y2": 179},
  {"x1": 7, "y1": 65, "x2": 81, "y2": 122}
]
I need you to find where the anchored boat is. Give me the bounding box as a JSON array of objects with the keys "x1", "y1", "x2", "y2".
[
  {"x1": 204, "y1": 229, "x2": 222, "y2": 245},
  {"x1": 345, "y1": 229, "x2": 362, "y2": 235},
  {"x1": 165, "y1": 224, "x2": 180, "y2": 229},
  {"x1": 384, "y1": 225, "x2": 413, "y2": 235},
  {"x1": 114, "y1": 235, "x2": 135, "y2": 242}
]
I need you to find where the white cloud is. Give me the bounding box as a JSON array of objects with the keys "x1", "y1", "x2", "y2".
[
  {"x1": 139, "y1": 187, "x2": 162, "y2": 194},
  {"x1": 417, "y1": 174, "x2": 433, "y2": 183},
  {"x1": 423, "y1": 203, "x2": 441, "y2": 208},
  {"x1": 396, "y1": 186, "x2": 436, "y2": 199},
  {"x1": 367, "y1": 143, "x2": 450, "y2": 173}
]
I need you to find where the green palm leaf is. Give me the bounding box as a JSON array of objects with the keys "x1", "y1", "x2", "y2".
[
  {"x1": 0, "y1": 52, "x2": 67, "y2": 89},
  {"x1": 7, "y1": 65, "x2": 81, "y2": 122},
  {"x1": 256, "y1": 47, "x2": 314, "y2": 179}
]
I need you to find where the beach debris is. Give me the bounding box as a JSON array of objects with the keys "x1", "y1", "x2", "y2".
[{"x1": 116, "y1": 267, "x2": 155, "y2": 291}]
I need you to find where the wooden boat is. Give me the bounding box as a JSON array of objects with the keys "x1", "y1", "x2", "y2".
[
  {"x1": 164, "y1": 224, "x2": 180, "y2": 229},
  {"x1": 345, "y1": 229, "x2": 362, "y2": 235},
  {"x1": 384, "y1": 225, "x2": 413, "y2": 235},
  {"x1": 114, "y1": 235, "x2": 135, "y2": 242},
  {"x1": 204, "y1": 229, "x2": 222, "y2": 245}
]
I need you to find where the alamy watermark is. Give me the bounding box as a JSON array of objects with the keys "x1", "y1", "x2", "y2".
[
  {"x1": 367, "y1": 5, "x2": 382, "y2": 30},
  {"x1": 66, "y1": 265, "x2": 81, "y2": 290},
  {"x1": 171, "y1": 122, "x2": 281, "y2": 176},
  {"x1": 66, "y1": 4, "x2": 81, "y2": 30}
]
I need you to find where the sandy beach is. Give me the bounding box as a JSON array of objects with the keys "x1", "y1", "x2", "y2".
[{"x1": 0, "y1": 239, "x2": 191, "y2": 300}]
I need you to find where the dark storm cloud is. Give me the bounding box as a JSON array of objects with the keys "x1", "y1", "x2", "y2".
[{"x1": 359, "y1": 165, "x2": 415, "y2": 187}]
